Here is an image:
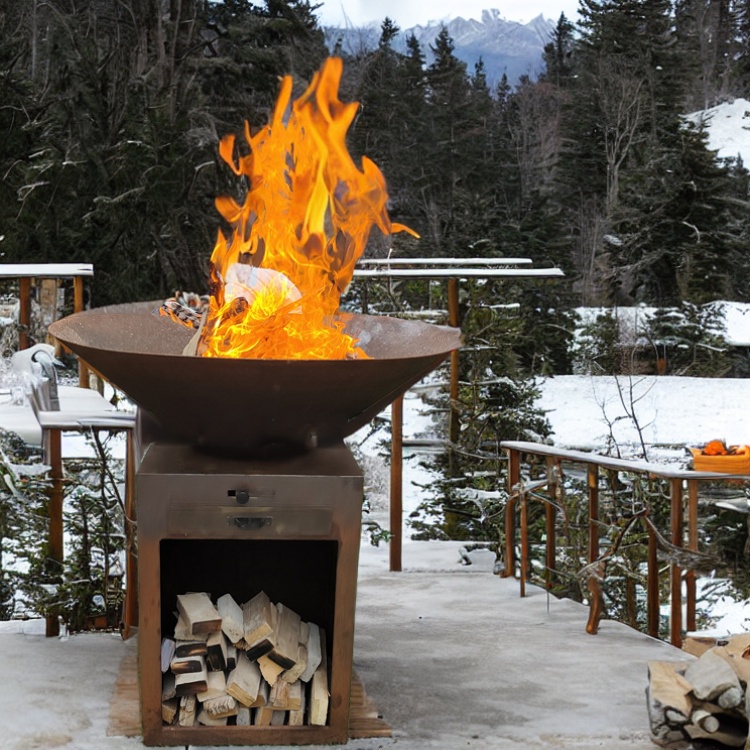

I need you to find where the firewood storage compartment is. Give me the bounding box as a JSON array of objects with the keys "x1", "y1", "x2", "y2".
[{"x1": 136, "y1": 438, "x2": 363, "y2": 746}]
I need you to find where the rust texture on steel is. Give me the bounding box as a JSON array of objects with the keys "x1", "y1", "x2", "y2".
[
  {"x1": 49, "y1": 302, "x2": 461, "y2": 457},
  {"x1": 136, "y1": 441, "x2": 363, "y2": 746}
]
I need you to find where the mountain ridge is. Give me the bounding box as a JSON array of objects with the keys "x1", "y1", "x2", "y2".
[{"x1": 323, "y1": 10, "x2": 555, "y2": 88}]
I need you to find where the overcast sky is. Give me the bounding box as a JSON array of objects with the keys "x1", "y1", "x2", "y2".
[{"x1": 316, "y1": 1, "x2": 581, "y2": 29}]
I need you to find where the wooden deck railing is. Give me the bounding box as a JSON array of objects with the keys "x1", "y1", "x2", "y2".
[
  {"x1": 0, "y1": 263, "x2": 94, "y2": 386},
  {"x1": 500, "y1": 441, "x2": 750, "y2": 647},
  {"x1": 351, "y1": 258, "x2": 565, "y2": 571}
]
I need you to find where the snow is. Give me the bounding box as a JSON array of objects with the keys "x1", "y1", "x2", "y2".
[
  {"x1": 537, "y1": 374, "x2": 750, "y2": 454},
  {"x1": 574, "y1": 300, "x2": 750, "y2": 347},
  {"x1": 686, "y1": 97, "x2": 750, "y2": 164}
]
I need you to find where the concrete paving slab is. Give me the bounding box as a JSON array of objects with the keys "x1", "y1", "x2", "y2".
[{"x1": 0, "y1": 541, "x2": 687, "y2": 750}]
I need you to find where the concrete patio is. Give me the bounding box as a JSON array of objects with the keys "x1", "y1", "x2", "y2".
[{"x1": 0, "y1": 538, "x2": 689, "y2": 750}]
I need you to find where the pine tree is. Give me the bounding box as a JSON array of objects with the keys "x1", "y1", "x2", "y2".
[{"x1": 542, "y1": 13, "x2": 576, "y2": 88}]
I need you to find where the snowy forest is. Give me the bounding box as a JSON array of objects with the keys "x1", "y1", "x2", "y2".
[
  {"x1": 1, "y1": 0, "x2": 749, "y2": 374},
  {"x1": 2, "y1": 0, "x2": 750, "y2": 632},
  {"x1": 3, "y1": 0, "x2": 750, "y2": 314}
]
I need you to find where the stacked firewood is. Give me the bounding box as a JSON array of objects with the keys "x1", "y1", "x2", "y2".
[
  {"x1": 160, "y1": 591, "x2": 329, "y2": 728},
  {"x1": 647, "y1": 634, "x2": 750, "y2": 747}
]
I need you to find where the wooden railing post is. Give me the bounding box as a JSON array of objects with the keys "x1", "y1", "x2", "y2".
[
  {"x1": 587, "y1": 464, "x2": 599, "y2": 563},
  {"x1": 670, "y1": 478, "x2": 684, "y2": 647},
  {"x1": 18, "y1": 277, "x2": 31, "y2": 351},
  {"x1": 545, "y1": 457, "x2": 558, "y2": 589},
  {"x1": 686, "y1": 479, "x2": 699, "y2": 634},
  {"x1": 497, "y1": 440, "x2": 742, "y2": 646},
  {"x1": 519, "y1": 485, "x2": 528, "y2": 597},
  {"x1": 389, "y1": 394, "x2": 403, "y2": 572},
  {"x1": 647, "y1": 525, "x2": 659, "y2": 638},
  {"x1": 504, "y1": 448, "x2": 520, "y2": 579},
  {"x1": 73, "y1": 275, "x2": 90, "y2": 387},
  {"x1": 447, "y1": 278, "x2": 460, "y2": 446},
  {"x1": 46, "y1": 429, "x2": 63, "y2": 637},
  {"x1": 122, "y1": 430, "x2": 138, "y2": 639}
]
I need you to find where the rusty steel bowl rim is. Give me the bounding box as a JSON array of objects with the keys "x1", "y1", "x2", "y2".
[{"x1": 49, "y1": 302, "x2": 462, "y2": 456}]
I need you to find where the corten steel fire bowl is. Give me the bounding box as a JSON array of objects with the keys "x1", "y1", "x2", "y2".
[{"x1": 49, "y1": 301, "x2": 462, "y2": 456}]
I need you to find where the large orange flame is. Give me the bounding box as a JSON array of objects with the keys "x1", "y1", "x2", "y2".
[{"x1": 197, "y1": 56, "x2": 415, "y2": 360}]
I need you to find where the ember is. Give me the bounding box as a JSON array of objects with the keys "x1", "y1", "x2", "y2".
[{"x1": 191, "y1": 56, "x2": 415, "y2": 360}]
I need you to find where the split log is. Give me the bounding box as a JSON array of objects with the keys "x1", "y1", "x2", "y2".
[
  {"x1": 226, "y1": 652, "x2": 262, "y2": 707},
  {"x1": 269, "y1": 678, "x2": 302, "y2": 711},
  {"x1": 196, "y1": 670, "x2": 226, "y2": 703},
  {"x1": 647, "y1": 636, "x2": 750, "y2": 748},
  {"x1": 714, "y1": 634, "x2": 750, "y2": 685},
  {"x1": 202, "y1": 694, "x2": 238, "y2": 719},
  {"x1": 682, "y1": 635, "x2": 717, "y2": 658},
  {"x1": 249, "y1": 679, "x2": 270, "y2": 708},
  {"x1": 176, "y1": 593, "x2": 222, "y2": 635},
  {"x1": 197, "y1": 708, "x2": 228, "y2": 726},
  {"x1": 270, "y1": 709, "x2": 286, "y2": 726},
  {"x1": 257, "y1": 654, "x2": 286, "y2": 686},
  {"x1": 226, "y1": 642, "x2": 237, "y2": 671},
  {"x1": 170, "y1": 654, "x2": 206, "y2": 675},
  {"x1": 268, "y1": 603, "x2": 301, "y2": 670},
  {"x1": 309, "y1": 667, "x2": 329, "y2": 726},
  {"x1": 174, "y1": 614, "x2": 209, "y2": 643},
  {"x1": 174, "y1": 663, "x2": 208, "y2": 697},
  {"x1": 242, "y1": 591, "x2": 277, "y2": 658},
  {"x1": 254, "y1": 705, "x2": 274, "y2": 726},
  {"x1": 161, "y1": 672, "x2": 176, "y2": 702},
  {"x1": 160, "y1": 638, "x2": 175, "y2": 673},
  {"x1": 206, "y1": 631, "x2": 229, "y2": 672},
  {"x1": 289, "y1": 688, "x2": 307, "y2": 727},
  {"x1": 178, "y1": 694, "x2": 197, "y2": 727},
  {"x1": 684, "y1": 650, "x2": 742, "y2": 703},
  {"x1": 281, "y1": 643, "x2": 308, "y2": 684},
  {"x1": 217, "y1": 593, "x2": 245, "y2": 645},
  {"x1": 161, "y1": 698, "x2": 178, "y2": 725},
  {"x1": 174, "y1": 640, "x2": 208, "y2": 658},
  {"x1": 309, "y1": 628, "x2": 329, "y2": 726},
  {"x1": 236, "y1": 706, "x2": 251, "y2": 726},
  {"x1": 299, "y1": 622, "x2": 322, "y2": 683}
]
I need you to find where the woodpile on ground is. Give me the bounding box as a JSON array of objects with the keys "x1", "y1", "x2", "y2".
[
  {"x1": 160, "y1": 591, "x2": 329, "y2": 728},
  {"x1": 647, "y1": 634, "x2": 750, "y2": 747}
]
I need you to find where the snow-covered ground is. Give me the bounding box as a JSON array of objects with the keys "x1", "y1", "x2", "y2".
[
  {"x1": 686, "y1": 97, "x2": 750, "y2": 163},
  {"x1": 537, "y1": 374, "x2": 750, "y2": 457}
]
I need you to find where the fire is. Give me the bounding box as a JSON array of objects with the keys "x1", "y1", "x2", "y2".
[{"x1": 196, "y1": 56, "x2": 416, "y2": 360}]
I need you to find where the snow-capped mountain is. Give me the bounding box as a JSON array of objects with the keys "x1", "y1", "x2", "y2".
[{"x1": 324, "y1": 10, "x2": 555, "y2": 88}]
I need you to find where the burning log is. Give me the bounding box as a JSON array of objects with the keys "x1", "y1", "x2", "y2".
[
  {"x1": 647, "y1": 635, "x2": 750, "y2": 746},
  {"x1": 162, "y1": 590, "x2": 332, "y2": 730}
]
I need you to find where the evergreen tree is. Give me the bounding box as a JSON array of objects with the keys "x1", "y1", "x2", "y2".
[
  {"x1": 542, "y1": 13, "x2": 576, "y2": 88},
  {"x1": 0, "y1": 0, "x2": 328, "y2": 305}
]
